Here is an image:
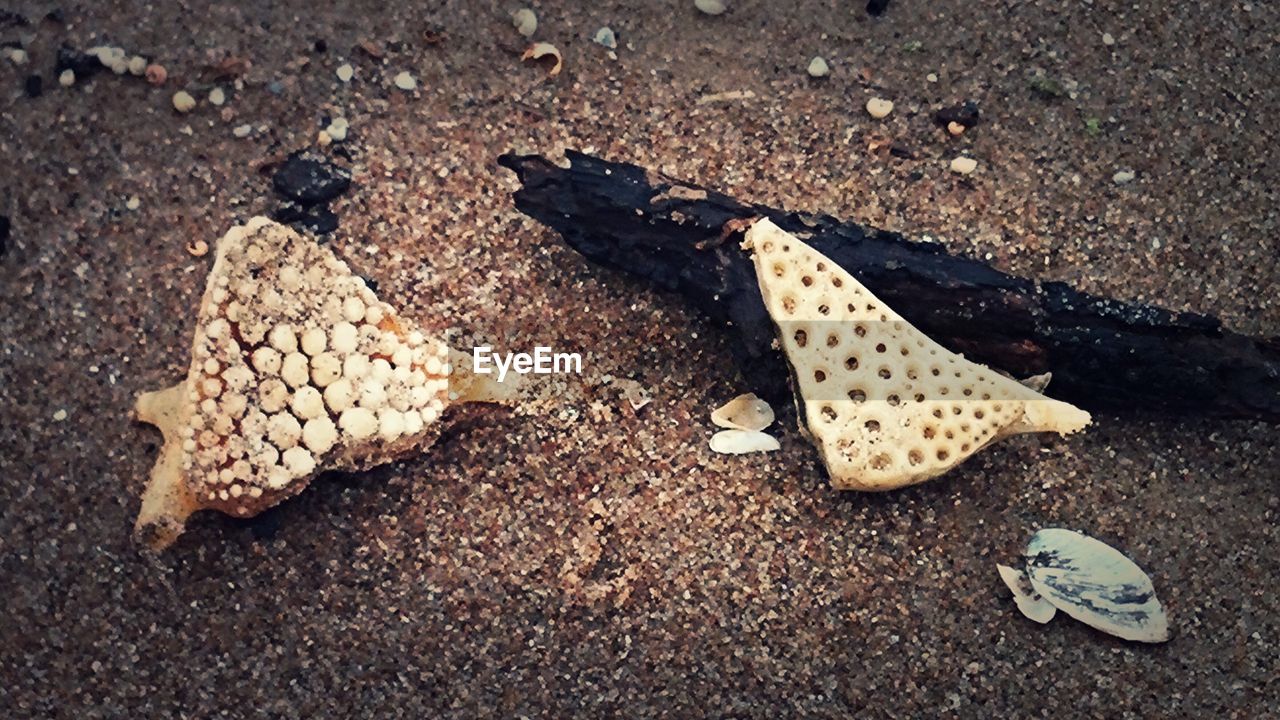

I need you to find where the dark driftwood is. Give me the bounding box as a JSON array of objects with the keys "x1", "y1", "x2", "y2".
[{"x1": 498, "y1": 151, "x2": 1280, "y2": 422}]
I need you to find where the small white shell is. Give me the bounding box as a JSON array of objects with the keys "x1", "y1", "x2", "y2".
[
  {"x1": 709, "y1": 429, "x2": 780, "y2": 455},
  {"x1": 711, "y1": 393, "x2": 775, "y2": 432},
  {"x1": 695, "y1": 0, "x2": 727, "y2": 15},
  {"x1": 806, "y1": 56, "x2": 830, "y2": 78},
  {"x1": 1024, "y1": 528, "x2": 1169, "y2": 643},
  {"x1": 997, "y1": 563, "x2": 1057, "y2": 624},
  {"x1": 521, "y1": 42, "x2": 563, "y2": 77}
]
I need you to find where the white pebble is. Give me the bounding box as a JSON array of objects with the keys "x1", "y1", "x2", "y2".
[
  {"x1": 343, "y1": 354, "x2": 371, "y2": 379},
  {"x1": 950, "y1": 156, "x2": 978, "y2": 175},
  {"x1": 233, "y1": 124, "x2": 253, "y2": 138},
  {"x1": 6, "y1": 48, "x2": 29, "y2": 65},
  {"x1": 128, "y1": 55, "x2": 146, "y2": 75},
  {"x1": 53, "y1": 408, "x2": 68, "y2": 421},
  {"x1": 302, "y1": 417, "x2": 338, "y2": 455},
  {"x1": 336, "y1": 63, "x2": 354, "y2": 83},
  {"x1": 393, "y1": 71, "x2": 416, "y2": 91},
  {"x1": 339, "y1": 407, "x2": 378, "y2": 439},
  {"x1": 695, "y1": 0, "x2": 727, "y2": 15},
  {"x1": 866, "y1": 97, "x2": 894, "y2": 119},
  {"x1": 512, "y1": 8, "x2": 538, "y2": 37},
  {"x1": 325, "y1": 117, "x2": 349, "y2": 142},
  {"x1": 125, "y1": 196, "x2": 141, "y2": 211},
  {"x1": 807, "y1": 56, "x2": 830, "y2": 78},
  {"x1": 172, "y1": 90, "x2": 196, "y2": 112},
  {"x1": 208, "y1": 87, "x2": 226, "y2": 106},
  {"x1": 342, "y1": 297, "x2": 366, "y2": 323},
  {"x1": 1113, "y1": 169, "x2": 1136, "y2": 185},
  {"x1": 59, "y1": 69, "x2": 76, "y2": 87},
  {"x1": 1102, "y1": 32, "x2": 1115, "y2": 46}
]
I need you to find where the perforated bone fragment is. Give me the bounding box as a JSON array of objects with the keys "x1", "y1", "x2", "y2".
[
  {"x1": 133, "y1": 218, "x2": 463, "y2": 549},
  {"x1": 742, "y1": 218, "x2": 1090, "y2": 490},
  {"x1": 711, "y1": 392, "x2": 775, "y2": 432}
]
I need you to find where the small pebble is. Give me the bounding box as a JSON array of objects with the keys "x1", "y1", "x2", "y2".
[
  {"x1": 127, "y1": 55, "x2": 146, "y2": 75},
  {"x1": 1102, "y1": 32, "x2": 1116, "y2": 46},
  {"x1": 208, "y1": 87, "x2": 225, "y2": 106},
  {"x1": 145, "y1": 63, "x2": 167, "y2": 85},
  {"x1": 5, "y1": 47, "x2": 28, "y2": 65},
  {"x1": 233, "y1": 123, "x2": 253, "y2": 138},
  {"x1": 865, "y1": 97, "x2": 894, "y2": 119},
  {"x1": 326, "y1": 117, "x2": 349, "y2": 142},
  {"x1": 926, "y1": 72, "x2": 938, "y2": 83},
  {"x1": 947, "y1": 121, "x2": 965, "y2": 136},
  {"x1": 807, "y1": 56, "x2": 830, "y2": 78},
  {"x1": 59, "y1": 69, "x2": 75, "y2": 87},
  {"x1": 336, "y1": 63, "x2": 354, "y2": 83},
  {"x1": 593, "y1": 27, "x2": 617, "y2": 49},
  {"x1": 125, "y1": 196, "x2": 141, "y2": 211},
  {"x1": 393, "y1": 71, "x2": 416, "y2": 91},
  {"x1": 187, "y1": 239, "x2": 209, "y2": 257},
  {"x1": 53, "y1": 409, "x2": 68, "y2": 422},
  {"x1": 172, "y1": 90, "x2": 196, "y2": 113},
  {"x1": 1113, "y1": 169, "x2": 1136, "y2": 184},
  {"x1": 512, "y1": 8, "x2": 537, "y2": 37},
  {"x1": 696, "y1": 0, "x2": 727, "y2": 15},
  {"x1": 950, "y1": 156, "x2": 978, "y2": 174}
]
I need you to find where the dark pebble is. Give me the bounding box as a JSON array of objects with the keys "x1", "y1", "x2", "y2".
[
  {"x1": 24, "y1": 74, "x2": 42, "y2": 98},
  {"x1": 866, "y1": 0, "x2": 891, "y2": 16},
  {"x1": 935, "y1": 101, "x2": 982, "y2": 128},
  {"x1": 56, "y1": 44, "x2": 101, "y2": 77},
  {"x1": 313, "y1": 38, "x2": 328, "y2": 53},
  {"x1": 271, "y1": 151, "x2": 352, "y2": 205},
  {"x1": 273, "y1": 201, "x2": 339, "y2": 235},
  {"x1": 0, "y1": 215, "x2": 9, "y2": 257}
]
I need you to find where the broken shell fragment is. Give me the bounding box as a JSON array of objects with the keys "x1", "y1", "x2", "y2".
[
  {"x1": 1024, "y1": 528, "x2": 1169, "y2": 643},
  {"x1": 711, "y1": 392, "x2": 775, "y2": 432},
  {"x1": 806, "y1": 56, "x2": 830, "y2": 78},
  {"x1": 521, "y1": 42, "x2": 563, "y2": 77},
  {"x1": 865, "y1": 98, "x2": 894, "y2": 119},
  {"x1": 695, "y1": 0, "x2": 728, "y2": 15},
  {"x1": 997, "y1": 563, "x2": 1057, "y2": 624},
  {"x1": 593, "y1": 26, "x2": 618, "y2": 50},
  {"x1": 742, "y1": 218, "x2": 1090, "y2": 490},
  {"x1": 709, "y1": 429, "x2": 780, "y2": 455}
]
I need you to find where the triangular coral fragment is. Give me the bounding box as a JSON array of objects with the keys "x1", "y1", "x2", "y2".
[{"x1": 743, "y1": 218, "x2": 1090, "y2": 490}]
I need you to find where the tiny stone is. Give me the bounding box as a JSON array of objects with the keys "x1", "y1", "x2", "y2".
[
  {"x1": 172, "y1": 90, "x2": 196, "y2": 113},
  {"x1": 127, "y1": 55, "x2": 146, "y2": 75},
  {"x1": 695, "y1": 0, "x2": 727, "y2": 15},
  {"x1": 593, "y1": 27, "x2": 617, "y2": 49},
  {"x1": 512, "y1": 8, "x2": 537, "y2": 37},
  {"x1": 125, "y1": 196, "x2": 141, "y2": 210},
  {"x1": 866, "y1": 97, "x2": 894, "y2": 119},
  {"x1": 208, "y1": 87, "x2": 225, "y2": 106},
  {"x1": 950, "y1": 156, "x2": 978, "y2": 174},
  {"x1": 59, "y1": 69, "x2": 75, "y2": 87},
  {"x1": 233, "y1": 124, "x2": 252, "y2": 138},
  {"x1": 947, "y1": 121, "x2": 965, "y2": 136},
  {"x1": 393, "y1": 71, "x2": 416, "y2": 91},
  {"x1": 1113, "y1": 169, "x2": 1136, "y2": 184},
  {"x1": 1102, "y1": 32, "x2": 1115, "y2": 46},
  {"x1": 807, "y1": 56, "x2": 830, "y2": 78},
  {"x1": 53, "y1": 409, "x2": 68, "y2": 421},
  {"x1": 336, "y1": 63, "x2": 354, "y2": 82},
  {"x1": 926, "y1": 72, "x2": 938, "y2": 83}
]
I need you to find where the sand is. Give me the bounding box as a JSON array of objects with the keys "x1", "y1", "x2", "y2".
[{"x1": 1, "y1": 0, "x2": 1277, "y2": 716}]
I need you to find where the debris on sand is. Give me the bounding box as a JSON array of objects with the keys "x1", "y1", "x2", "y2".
[
  {"x1": 695, "y1": 0, "x2": 728, "y2": 16},
  {"x1": 711, "y1": 393, "x2": 775, "y2": 432},
  {"x1": 1113, "y1": 169, "x2": 1136, "y2": 185},
  {"x1": 996, "y1": 564, "x2": 1057, "y2": 624},
  {"x1": 512, "y1": 8, "x2": 538, "y2": 37},
  {"x1": 935, "y1": 100, "x2": 981, "y2": 130},
  {"x1": 522, "y1": 42, "x2": 563, "y2": 76},
  {"x1": 950, "y1": 156, "x2": 977, "y2": 175},
  {"x1": 865, "y1": 97, "x2": 894, "y2": 119},
  {"x1": 807, "y1": 56, "x2": 830, "y2": 78},
  {"x1": 58, "y1": 69, "x2": 75, "y2": 87},
  {"x1": 709, "y1": 429, "x2": 780, "y2": 455},
  {"x1": 593, "y1": 27, "x2": 618, "y2": 50},
  {"x1": 393, "y1": 71, "x2": 417, "y2": 91},
  {"x1": 171, "y1": 90, "x2": 196, "y2": 113},
  {"x1": 336, "y1": 63, "x2": 354, "y2": 83},
  {"x1": 270, "y1": 151, "x2": 353, "y2": 235},
  {"x1": 1018, "y1": 528, "x2": 1170, "y2": 643}
]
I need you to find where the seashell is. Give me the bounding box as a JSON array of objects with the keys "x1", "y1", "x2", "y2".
[
  {"x1": 1023, "y1": 528, "x2": 1169, "y2": 643},
  {"x1": 511, "y1": 8, "x2": 537, "y2": 38},
  {"x1": 695, "y1": 0, "x2": 728, "y2": 15},
  {"x1": 996, "y1": 563, "x2": 1056, "y2": 624},
  {"x1": 521, "y1": 42, "x2": 562, "y2": 77},
  {"x1": 709, "y1": 429, "x2": 780, "y2": 455},
  {"x1": 711, "y1": 392, "x2": 775, "y2": 432}
]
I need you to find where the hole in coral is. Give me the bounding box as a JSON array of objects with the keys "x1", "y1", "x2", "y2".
[
  {"x1": 937, "y1": 449, "x2": 950, "y2": 461},
  {"x1": 908, "y1": 449, "x2": 924, "y2": 465},
  {"x1": 870, "y1": 453, "x2": 891, "y2": 470},
  {"x1": 845, "y1": 356, "x2": 859, "y2": 371},
  {"x1": 827, "y1": 333, "x2": 839, "y2": 348},
  {"x1": 814, "y1": 369, "x2": 827, "y2": 383},
  {"x1": 818, "y1": 304, "x2": 830, "y2": 315},
  {"x1": 832, "y1": 277, "x2": 843, "y2": 288},
  {"x1": 878, "y1": 367, "x2": 892, "y2": 380},
  {"x1": 922, "y1": 426, "x2": 936, "y2": 439},
  {"x1": 887, "y1": 394, "x2": 901, "y2": 406},
  {"x1": 821, "y1": 405, "x2": 838, "y2": 422},
  {"x1": 865, "y1": 420, "x2": 881, "y2": 432},
  {"x1": 802, "y1": 276, "x2": 814, "y2": 287},
  {"x1": 875, "y1": 343, "x2": 887, "y2": 353},
  {"x1": 854, "y1": 324, "x2": 867, "y2": 337},
  {"x1": 794, "y1": 329, "x2": 807, "y2": 347},
  {"x1": 848, "y1": 389, "x2": 867, "y2": 402}
]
